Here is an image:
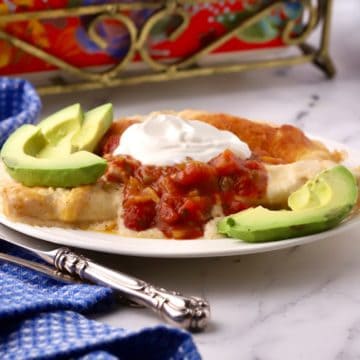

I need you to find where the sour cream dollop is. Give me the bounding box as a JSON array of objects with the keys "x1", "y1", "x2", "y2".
[{"x1": 113, "y1": 113, "x2": 251, "y2": 166}]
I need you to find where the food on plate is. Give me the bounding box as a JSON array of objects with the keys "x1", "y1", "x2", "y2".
[
  {"x1": 218, "y1": 165, "x2": 358, "y2": 242},
  {"x1": 1, "y1": 104, "x2": 113, "y2": 187},
  {"x1": 71, "y1": 103, "x2": 113, "y2": 152},
  {"x1": 0, "y1": 105, "x2": 356, "y2": 242},
  {"x1": 36, "y1": 103, "x2": 83, "y2": 155},
  {"x1": 101, "y1": 109, "x2": 339, "y2": 164}
]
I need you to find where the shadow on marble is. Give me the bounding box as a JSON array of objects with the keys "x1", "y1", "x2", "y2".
[{"x1": 81, "y1": 227, "x2": 360, "y2": 306}]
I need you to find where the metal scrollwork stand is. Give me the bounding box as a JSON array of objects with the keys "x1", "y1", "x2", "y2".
[{"x1": 0, "y1": 0, "x2": 334, "y2": 95}]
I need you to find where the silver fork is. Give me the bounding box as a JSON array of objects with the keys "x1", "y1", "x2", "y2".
[{"x1": 0, "y1": 223, "x2": 210, "y2": 332}]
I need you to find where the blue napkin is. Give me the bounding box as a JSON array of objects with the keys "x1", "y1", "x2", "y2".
[
  {"x1": 0, "y1": 241, "x2": 201, "y2": 359},
  {"x1": 0, "y1": 77, "x2": 41, "y2": 147}
]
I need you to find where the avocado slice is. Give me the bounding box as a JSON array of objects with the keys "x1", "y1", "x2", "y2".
[
  {"x1": 217, "y1": 166, "x2": 358, "y2": 242},
  {"x1": 72, "y1": 103, "x2": 113, "y2": 152},
  {"x1": 1, "y1": 103, "x2": 115, "y2": 187},
  {"x1": 1, "y1": 124, "x2": 107, "y2": 188},
  {"x1": 38, "y1": 103, "x2": 83, "y2": 145},
  {"x1": 37, "y1": 103, "x2": 83, "y2": 158}
]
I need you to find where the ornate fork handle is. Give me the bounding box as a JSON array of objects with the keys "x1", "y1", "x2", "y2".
[{"x1": 54, "y1": 248, "x2": 210, "y2": 331}]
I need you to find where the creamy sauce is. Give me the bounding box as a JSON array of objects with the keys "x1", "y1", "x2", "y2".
[{"x1": 113, "y1": 113, "x2": 251, "y2": 165}]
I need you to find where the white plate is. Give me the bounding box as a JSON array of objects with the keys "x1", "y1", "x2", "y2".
[{"x1": 1, "y1": 137, "x2": 360, "y2": 258}]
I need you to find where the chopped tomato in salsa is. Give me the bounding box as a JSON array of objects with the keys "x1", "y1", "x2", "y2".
[{"x1": 102, "y1": 149, "x2": 267, "y2": 239}]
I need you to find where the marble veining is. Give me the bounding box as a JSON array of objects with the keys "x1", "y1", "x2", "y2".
[{"x1": 39, "y1": 0, "x2": 360, "y2": 358}]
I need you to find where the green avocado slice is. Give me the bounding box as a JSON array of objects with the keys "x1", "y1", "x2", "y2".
[
  {"x1": 217, "y1": 165, "x2": 358, "y2": 242},
  {"x1": 1, "y1": 124, "x2": 107, "y2": 187},
  {"x1": 38, "y1": 103, "x2": 83, "y2": 145},
  {"x1": 1, "y1": 103, "x2": 115, "y2": 188},
  {"x1": 37, "y1": 103, "x2": 83, "y2": 158},
  {"x1": 72, "y1": 103, "x2": 113, "y2": 152}
]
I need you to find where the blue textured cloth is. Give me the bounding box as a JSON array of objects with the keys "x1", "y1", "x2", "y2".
[
  {"x1": 0, "y1": 77, "x2": 41, "y2": 147},
  {"x1": 0, "y1": 244, "x2": 201, "y2": 359}
]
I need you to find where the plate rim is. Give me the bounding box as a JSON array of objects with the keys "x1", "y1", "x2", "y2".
[{"x1": 0, "y1": 213, "x2": 360, "y2": 258}]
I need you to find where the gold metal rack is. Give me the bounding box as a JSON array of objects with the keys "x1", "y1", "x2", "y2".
[{"x1": 0, "y1": 0, "x2": 334, "y2": 95}]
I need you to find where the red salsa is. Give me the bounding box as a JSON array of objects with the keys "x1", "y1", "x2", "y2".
[{"x1": 102, "y1": 149, "x2": 267, "y2": 239}]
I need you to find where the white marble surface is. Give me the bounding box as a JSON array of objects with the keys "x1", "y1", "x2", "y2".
[{"x1": 39, "y1": 1, "x2": 360, "y2": 358}]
